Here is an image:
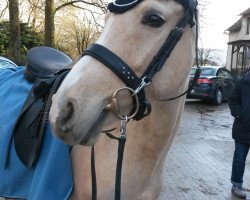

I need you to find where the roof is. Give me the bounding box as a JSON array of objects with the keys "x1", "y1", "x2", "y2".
[
  {"x1": 239, "y1": 8, "x2": 250, "y2": 16},
  {"x1": 227, "y1": 40, "x2": 250, "y2": 45},
  {"x1": 226, "y1": 19, "x2": 242, "y2": 32},
  {"x1": 226, "y1": 8, "x2": 250, "y2": 32}
]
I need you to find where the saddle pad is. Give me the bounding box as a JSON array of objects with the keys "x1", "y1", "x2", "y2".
[{"x1": 0, "y1": 67, "x2": 73, "y2": 199}]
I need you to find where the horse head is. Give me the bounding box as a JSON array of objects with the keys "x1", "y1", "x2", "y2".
[{"x1": 50, "y1": 0, "x2": 198, "y2": 146}]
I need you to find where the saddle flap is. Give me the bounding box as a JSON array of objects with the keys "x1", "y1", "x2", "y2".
[
  {"x1": 24, "y1": 46, "x2": 72, "y2": 82},
  {"x1": 14, "y1": 98, "x2": 44, "y2": 167}
]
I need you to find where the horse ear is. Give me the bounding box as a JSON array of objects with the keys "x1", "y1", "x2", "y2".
[{"x1": 108, "y1": 0, "x2": 143, "y2": 13}]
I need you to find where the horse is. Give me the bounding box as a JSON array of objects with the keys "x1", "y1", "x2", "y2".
[
  {"x1": 49, "y1": 0, "x2": 198, "y2": 199},
  {"x1": 1, "y1": 0, "x2": 198, "y2": 199}
]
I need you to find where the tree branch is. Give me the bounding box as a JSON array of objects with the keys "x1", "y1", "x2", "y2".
[
  {"x1": 56, "y1": 0, "x2": 107, "y2": 13},
  {"x1": 0, "y1": 0, "x2": 9, "y2": 19},
  {"x1": 70, "y1": 4, "x2": 104, "y2": 30},
  {"x1": 27, "y1": 0, "x2": 45, "y2": 12}
]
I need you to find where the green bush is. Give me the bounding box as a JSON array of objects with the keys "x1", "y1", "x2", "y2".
[{"x1": 0, "y1": 21, "x2": 44, "y2": 64}]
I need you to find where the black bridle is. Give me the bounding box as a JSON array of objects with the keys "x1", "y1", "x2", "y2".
[
  {"x1": 82, "y1": 0, "x2": 200, "y2": 199},
  {"x1": 83, "y1": 1, "x2": 199, "y2": 121}
]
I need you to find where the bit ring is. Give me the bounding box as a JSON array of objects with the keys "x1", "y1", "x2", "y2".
[{"x1": 106, "y1": 87, "x2": 139, "y2": 120}]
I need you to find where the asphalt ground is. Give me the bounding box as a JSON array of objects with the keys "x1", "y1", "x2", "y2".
[{"x1": 159, "y1": 100, "x2": 250, "y2": 200}]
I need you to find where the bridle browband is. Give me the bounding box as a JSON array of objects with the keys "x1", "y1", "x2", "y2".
[{"x1": 83, "y1": 0, "x2": 199, "y2": 121}]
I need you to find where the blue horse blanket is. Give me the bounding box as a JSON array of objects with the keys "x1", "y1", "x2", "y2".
[{"x1": 0, "y1": 67, "x2": 73, "y2": 199}]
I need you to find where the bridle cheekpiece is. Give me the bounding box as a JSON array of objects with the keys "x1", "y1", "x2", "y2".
[{"x1": 83, "y1": 0, "x2": 199, "y2": 121}]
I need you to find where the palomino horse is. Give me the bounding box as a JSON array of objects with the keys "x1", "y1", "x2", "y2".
[{"x1": 49, "y1": 0, "x2": 198, "y2": 199}]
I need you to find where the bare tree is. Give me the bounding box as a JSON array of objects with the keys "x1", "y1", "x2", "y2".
[
  {"x1": 198, "y1": 48, "x2": 223, "y2": 66},
  {"x1": 0, "y1": 0, "x2": 9, "y2": 20},
  {"x1": 45, "y1": 0, "x2": 55, "y2": 46},
  {"x1": 9, "y1": 0, "x2": 21, "y2": 63},
  {"x1": 44, "y1": 0, "x2": 107, "y2": 47},
  {"x1": 197, "y1": 0, "x2": 209, "y2": 47},
  {"x1": 72, "y1": 17, "x2": 99, "y2": 53},
  {"x1": 55, "y1": 6, "x2": 100, "y2": 57},
  {"x1": 198, "y1": 0, "x2": 209, "y2": 27},
  {"x1": 26, "y1": 0, "x2": 44, "y2": 29}
]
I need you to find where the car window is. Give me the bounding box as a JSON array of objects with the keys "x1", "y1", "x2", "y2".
[
  {"x1": 217, "y1": 69, "x2": 226, "y2": 77},
  {"x1": 223, "y1": 69, "x2": 234, "y2": 79},
  {"x1": 0, "y1": 60, "x2": 17, "y2": 69},
  {"x1": 201, "y1": 68, "x2": 216, "y2": 76},
  {"x1": 218, "y1": 69, "x2": 234, "y2": 79},
  {"x1": 190, "y1": 68, "x2": 216, "y2": 76},
  {"x1": 190, "y1": 68, "x2": 196, "y2": 76}
]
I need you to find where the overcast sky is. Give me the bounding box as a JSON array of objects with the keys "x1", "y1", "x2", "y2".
[{"x1": 200, "y1": 0, "x2": 250, "y2": 51}]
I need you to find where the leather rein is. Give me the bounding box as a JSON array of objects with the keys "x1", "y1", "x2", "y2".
[{"x1": 82, "y1": 1, "x2": 201, "y2": 200}]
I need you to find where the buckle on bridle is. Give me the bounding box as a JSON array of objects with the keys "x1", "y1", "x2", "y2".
[
  {"x1": 119, "y1": 116, "x2": 128, "y2": 138},
  {"x1": 134, "y1": 77, "x2": 151, "y2": 95}
]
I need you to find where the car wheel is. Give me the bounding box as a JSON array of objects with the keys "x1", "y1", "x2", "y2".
[{"x1": 213, "y1": 88, "x2": 223, "y2": 105}]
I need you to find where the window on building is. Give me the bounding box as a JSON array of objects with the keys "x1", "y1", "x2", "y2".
[
  {"x1": 237, "y1": 52, "x2": 243, "y2": 66},
  {"x1": 247, "y1": 17, "x2": 250, "y2": 34}
]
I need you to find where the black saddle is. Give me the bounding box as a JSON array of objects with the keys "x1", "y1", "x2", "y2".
[
  {"x1": 24, "y1": 46, "x2": 72, "y2": 82},
  {"x1": 8, "y1": 46, "x2": 73, "y2": 168}
]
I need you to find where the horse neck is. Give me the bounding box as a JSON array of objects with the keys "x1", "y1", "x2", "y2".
[
  {"x1": 69, "y1": 96, "x2": 186, "y2": 200},
  {"x1": 126, "y1": 96, "x2": 185, "y2": 160}
]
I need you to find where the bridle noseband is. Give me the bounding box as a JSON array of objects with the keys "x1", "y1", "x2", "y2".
[
  {"x1": 83, "y1": 0, "x2": 199, "y2": 121},
  {"x1": 83, "y1": 44, "x2": 150, "y2": 121}
]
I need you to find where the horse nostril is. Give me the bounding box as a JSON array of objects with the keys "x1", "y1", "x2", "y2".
[{"x1": 56, "y1": 100, "x2": 76, "y2": 133}]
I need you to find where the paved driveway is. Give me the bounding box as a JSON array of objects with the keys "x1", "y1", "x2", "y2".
[
  {"x1": 159, "y1": 100, "x2": 250, "y2": 200},
  {"x1": 1, "y1": 100, "x2": 250, "y2": 200}
]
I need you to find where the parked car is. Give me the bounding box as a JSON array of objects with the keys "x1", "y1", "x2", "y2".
[
  {"x1": 186, "y1": 66, "x2": 236, "y2": 105},
  {"x1": 0, "y1": 56, "x2": 18, "y2": 69}
]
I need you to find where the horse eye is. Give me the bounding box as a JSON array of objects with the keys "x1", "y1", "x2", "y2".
[{"x1": 142, "y1": 14, "x2": 165, "y2": 27}]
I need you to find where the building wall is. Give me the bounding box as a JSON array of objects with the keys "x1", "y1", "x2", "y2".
[
  {"x1": 228, "y1": 17, "x2": 250, "y2": 42},
  {"x1": 226, "y1": 45, "x2": 232, "y2": 71},
  {"x1": 226, "y1": 15, "x2": 250, "y2": 74}
]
